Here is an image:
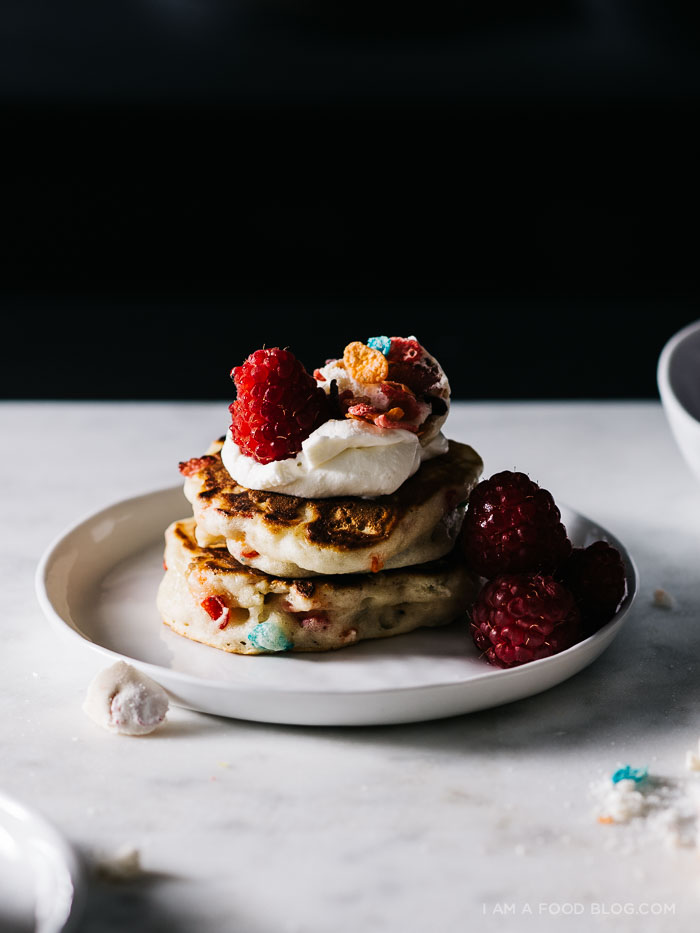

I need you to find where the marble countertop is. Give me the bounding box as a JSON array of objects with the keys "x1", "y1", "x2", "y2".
[{"x1": 3, "y1": 400, "x2": 700, "y2": 932}]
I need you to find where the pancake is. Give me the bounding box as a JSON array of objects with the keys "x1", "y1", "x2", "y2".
[
  {"x1": 157, "y1": 518, "x2": 480, "y2": 654},
  {"x1": 180, "y1": 438, "x2": 483, "y2": 577}
]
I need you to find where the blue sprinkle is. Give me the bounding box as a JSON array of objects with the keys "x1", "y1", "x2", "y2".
[
  {"x1": 367, "y1": 336, "x2": 391, "y2": 357},
  {"x1": 248, "y1": 622, "x2": 293, "y2": 653},
  {"x1": 611, "y1": 765, "x2": 648, "y2": 785}
]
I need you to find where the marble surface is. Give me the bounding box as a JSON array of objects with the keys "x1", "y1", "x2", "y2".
[{"x1": 3, "y1": 400, "x2": 700, "y2": 932}]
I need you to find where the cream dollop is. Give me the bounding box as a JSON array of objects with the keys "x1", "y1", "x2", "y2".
[{"x1": 221, "y1": 421, "x2": 449, "y2": 498}]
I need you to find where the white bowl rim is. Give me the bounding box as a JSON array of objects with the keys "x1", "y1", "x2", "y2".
[{"x1": 657, "y1": 317, "x2": 700, "y2": 424}]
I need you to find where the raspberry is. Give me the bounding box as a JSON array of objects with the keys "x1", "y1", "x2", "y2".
[
  {"x1": 558, "y1": 541, "x2": 627, "y2": 634},
  {"x1": 230, "y1": 348, "x2": 329, "y2": 464},
  {"x1": 462, "y1": 471, "x2": 571, "y2": 578},
  {"x1": 470, "y1": 573, "x2": 580, "y2": 668}
]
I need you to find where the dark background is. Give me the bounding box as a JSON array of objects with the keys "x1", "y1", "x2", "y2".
[{"x1": 1, "y1": 1, "x2": 698, "y2": 400}]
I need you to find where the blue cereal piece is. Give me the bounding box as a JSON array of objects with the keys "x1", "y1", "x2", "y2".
[
  {"x1": 248, "y1": 622, "x2": 293, "y2": 653},
  {"x1": 367, "y1": 336, "x2": 391, "y2": 357},
  {"x1": 611, "y1": 765, "x2": 648, "y2": 785}
]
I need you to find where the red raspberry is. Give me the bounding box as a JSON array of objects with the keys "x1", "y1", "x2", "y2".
[
  {"x1": 462, "y1": 471, "x2": 571, "y2": 578},
  {"x1": 557, "y1": 541, "x2": 627, "y2": 634},
  {"x1": 229, "y1": 348, "x2": 329, "y2": 464},
  {"x1": 470, "y1": 573, "x2": 580, "y2": 668}
]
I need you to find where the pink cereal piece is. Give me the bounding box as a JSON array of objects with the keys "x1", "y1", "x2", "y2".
[
  {"x1": 295, "y1": 611, "x2": 330, "y2": 632},
  {"x1": 388, "y1": 337, "x2": 422, "y2": 363},
  {"x1": 346, "y1": 402, "x2": 378, "y2": 423},
  {"x1": 178, "y1": 455, "x2": 216, "y2": 477},
  {"x1": 374, "y1": 414, "x2": 417, "y2": 431}
]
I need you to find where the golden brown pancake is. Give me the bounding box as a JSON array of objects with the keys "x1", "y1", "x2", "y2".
[
  {"x1": 157, "y1": 518, "x2": 480, "y2": 654},
  {"x1": 180, "y1": 438, "x2": 483, "y2": 577}
]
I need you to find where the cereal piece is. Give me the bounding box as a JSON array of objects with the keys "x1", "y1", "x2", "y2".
[
  {"x1": 388, "y1": 337, "x2": 422, "y2": 363},
  {"x1": 367, "y1": 335, "x2": 391, "y2": 356},
  {"x1": 652, "y1": 588, "x2": 675, "y2": 609},
  {"x1": 346, "y1": 402, "x2": 377, "y2": 423},
  {"x1": 612, "y1": 765, "x2": 648, "y2": 785},
  {"x1": 343, "y1": 341, "x2": 389, "y2": 384},
  {"x1": 248, "y1": 622, "x2": 293, "y2": 652}
]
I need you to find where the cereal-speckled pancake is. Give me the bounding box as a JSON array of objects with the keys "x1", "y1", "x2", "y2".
[
  {"x1": 179, "y1": 438, "x2": 483, "y2": 577},
  {"x1": 157, "y1": 519, "x2": 480, "y2": 654}
]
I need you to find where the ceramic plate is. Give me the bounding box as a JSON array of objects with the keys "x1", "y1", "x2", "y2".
[
  {"x1": 36, "y1": 486, "x2": 638, "y2": 726},
  {"x1": 0, "y1": 791, "x2": 84, "y2": 933}
]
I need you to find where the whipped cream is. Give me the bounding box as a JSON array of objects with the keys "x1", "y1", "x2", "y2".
[
  {"x1": 83, "y1": 661, "x2": 169, "y2": 736},
  {"x1": 221, "y1": 421, "x2": 449, "y2": 498}
]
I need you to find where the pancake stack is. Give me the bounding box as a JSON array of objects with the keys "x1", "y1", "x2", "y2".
[{"x1": 157, "y1": 342, "x2": 484, "y2": 654}]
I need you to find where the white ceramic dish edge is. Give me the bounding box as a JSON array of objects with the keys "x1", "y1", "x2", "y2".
[
  {"x1": 0, "y1": 789, "x2": 85, "y2": 933},
  {"x1": 35, "y1": 487, "x2": 638, "y2": 727},
  {"x1": 657, "y1": 317, "x2": 700, "y2": 483}
]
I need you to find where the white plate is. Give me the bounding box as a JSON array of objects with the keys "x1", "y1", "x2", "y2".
[
  {"x1": 0, "y1": 791, "x2": 84, "y2": 933},
  {"x1": 36, "y1": 486, "x2": 638, "y2": 727}
]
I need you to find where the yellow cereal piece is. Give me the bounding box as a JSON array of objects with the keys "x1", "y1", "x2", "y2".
[
  {"x1": 343, "y1": 341, "x2": 389, "y2": 384},
  {"x1": 384, "y1": 407, "x2": 405, "y2": 421}
]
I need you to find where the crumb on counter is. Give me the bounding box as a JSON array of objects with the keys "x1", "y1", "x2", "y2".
[
  {"x1": 686, "y1": 740, "x2": 700, "y2": 772},
  {"x1": 652, "y1": 588, "x2": 675, "y2": 610},
  {"x1": 592, "y1": 763, "x2": 700, "y2": 850},
  {"x1": 95, "y1": 845, "x2": 143, "y2": 882},
  {"x1": 83, "y1": 661, "x2": 169, "y2": 736}
]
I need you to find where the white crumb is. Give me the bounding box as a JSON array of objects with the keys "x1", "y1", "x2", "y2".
[
  {"x1": 652, "y1": 588, "x2": 675, "y2": 609},
  {"x1": 686, "y1": 751, "x2": 700, "y2": 772},
  {"x1": 686, "y1": 740, "x2": 700, "y2": 772},
  {"x1": 592, "y1": 777, "x2": 646, "y2": 823},
  {"x1": 591, "y1": 772, "x2": 700, "y2": 851}
]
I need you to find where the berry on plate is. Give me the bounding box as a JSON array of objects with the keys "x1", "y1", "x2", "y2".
[
  {"x1": 229, "y1": 348, "x2": 329, "y2": 464},
  {"x1": 558, "y1": 541, "x2": 627, "y2": 634},
  {"x1": 461, "y1": 470, "x2": 572, "y2": 578},
  {"x1": 470, "y1": 572, "x2": 580, "y2": 668}
]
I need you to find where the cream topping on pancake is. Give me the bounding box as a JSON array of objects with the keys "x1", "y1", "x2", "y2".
[
  {"x1": 221, "y1": 336, "x2": 451, "y2": 497},
  {"x1": 221, "y1": 421, "x2": 448, "y2": 498}
]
